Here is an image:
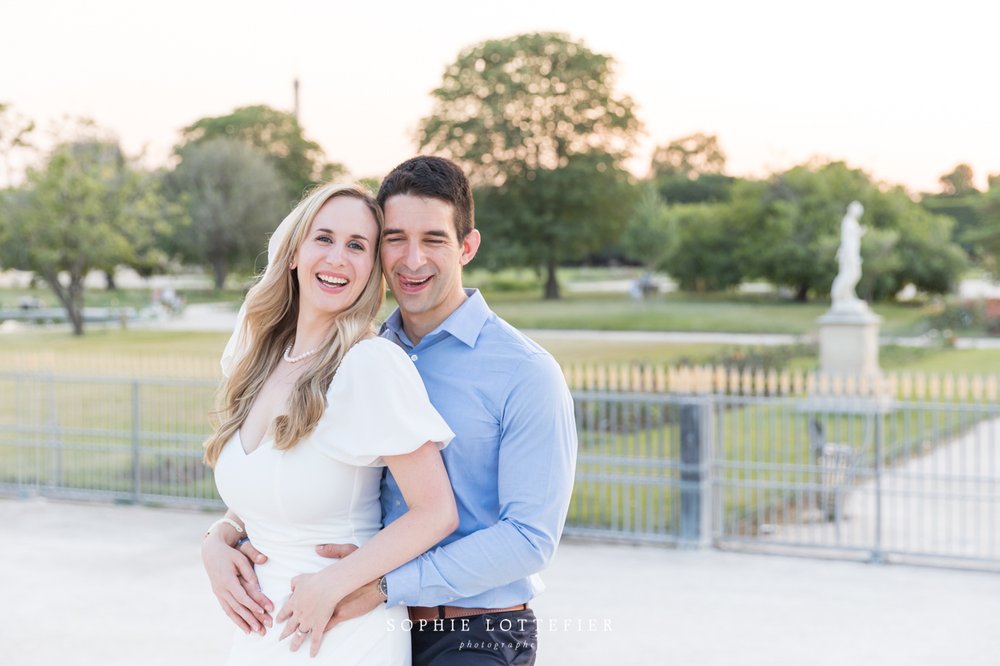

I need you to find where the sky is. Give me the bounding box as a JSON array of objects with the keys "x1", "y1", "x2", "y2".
[{"x1": 3, "y1": 0, "x2": 998, "y2": 192}]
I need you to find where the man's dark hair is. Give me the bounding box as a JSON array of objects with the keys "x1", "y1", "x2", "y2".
[{"x1": 376, "y1": 155, "x2": 474, "y2": 240}]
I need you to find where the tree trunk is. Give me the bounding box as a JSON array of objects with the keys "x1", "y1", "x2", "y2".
[
  {"x1": 212, "y1": 260, "x2": 227, "y2": 290},
  {"x1": 68, "y1": 305, "x2": 84, "y2": 336},
  {"x1": 544, "y1": 260, "x2": 560, "y2": 300},
  {"x1": 795, "y1": 284, "x2": 809, "y2": 302},
  {"x1": 44, "y1": 271, "x2": 86, "y2": 336},
  {"x1": 67, "y1": 277, "x2": 85, "y2": 336},
  {"x1": 104, "y1": 270, "x2": 117, "y2": 291}
]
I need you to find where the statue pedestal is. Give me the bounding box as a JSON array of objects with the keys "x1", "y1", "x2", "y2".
[{"x1": 817, "y1": 304, "x2": 881, "y2": 377}]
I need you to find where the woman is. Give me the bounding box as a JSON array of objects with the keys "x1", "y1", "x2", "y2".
[{"x1": 203, "y1": 183, "x2": 457, "y2": 664}]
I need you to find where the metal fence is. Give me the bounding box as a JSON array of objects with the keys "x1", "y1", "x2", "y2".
[
  {"x1": 564, "y1": 385, "x2": 1000, "y2": 571},
  {"x1": 563, "y1": 390, "x2": 693, "y2": 545},
  {"x1": 708, "y1": 394, "x2": 1000, "y2": 570},
  {"x1": 2, "y1": 370, "x2": 998, "y2": 571},
  {"x1": 0, "y1": 372, "x2": 219, "y2": 507}
]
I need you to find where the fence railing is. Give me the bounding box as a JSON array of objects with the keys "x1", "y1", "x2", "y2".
[
  {"x1": 0, "y1": 372, "x2": 219, "y2": 507},
  {"x1": 2, "y1": 366, "x2": 998, "y2": 571},
  {"x1": 563, "y1": 362, "x2": 1000, "y2": 402}
]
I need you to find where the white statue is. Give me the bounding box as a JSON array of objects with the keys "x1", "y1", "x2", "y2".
[{"x1": 830, "y1": 201, "x2": 866, "y2": 312}]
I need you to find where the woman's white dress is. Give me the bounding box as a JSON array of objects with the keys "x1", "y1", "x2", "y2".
[{"x1": 213, "y1": 338, "x2": 454, "y2": 665}]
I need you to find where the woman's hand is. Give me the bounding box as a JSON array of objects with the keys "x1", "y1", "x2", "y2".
[
  {"x1": 201, "y1": 530, "x2": 273, "y2": 634},
  {"x1": 276, "y1": 570, "x2": 347, "y2": 657}
]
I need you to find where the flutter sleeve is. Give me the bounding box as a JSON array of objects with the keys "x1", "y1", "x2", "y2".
[{"x1": 311, "y1": 338, "x2": 454, "y2": 467}]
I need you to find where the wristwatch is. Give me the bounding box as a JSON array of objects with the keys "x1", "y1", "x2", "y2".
[{"x1": 377, "y1": 576, "x2": 388, "y2": 602}]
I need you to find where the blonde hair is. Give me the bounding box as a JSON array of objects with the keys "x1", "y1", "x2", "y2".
[{"x1": 203, "y1": 183, "x2": 385, "y2": 466}]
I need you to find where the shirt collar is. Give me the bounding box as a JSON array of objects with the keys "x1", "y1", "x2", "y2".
[{"x1": 381, "y1": 288, "x2": 490, "y2": 349}]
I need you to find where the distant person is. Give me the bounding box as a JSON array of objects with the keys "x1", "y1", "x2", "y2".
[
  {"x1": 161, "y1": 286, "x2": 182, "y2": 313},
  {"x1": 203, "y1": 157, "x2": 578, "y2": 665},
  {"x1": 630, "y1": 272, "x2": 657, "y2": 299},
  {"x1": 202, "y1": 182, "x2": 458, "y2": 664}
]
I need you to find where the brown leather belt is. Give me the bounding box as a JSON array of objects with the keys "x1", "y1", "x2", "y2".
[{"x1": 408, "y1": 603, "x2": 528, "y2": 622}]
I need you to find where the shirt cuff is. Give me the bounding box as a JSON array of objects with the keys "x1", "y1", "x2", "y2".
[{"x1": 384, "y1": 560, "x2": 420, "y2": 607}]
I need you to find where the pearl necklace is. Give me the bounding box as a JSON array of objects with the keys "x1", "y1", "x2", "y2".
[{"x1": 283, "y1": 343, "x2": 321, "y2": 363}]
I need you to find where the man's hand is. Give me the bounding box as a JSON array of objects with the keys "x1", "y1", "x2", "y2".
[
  {"x1": 323, "y1": 580, "x2": 384, "y2": 633},
  {"x1": 201, "y1": 529, "x2": 274, "y2": 634},
  {"x1": 315, "y1": 542, "x2": 359, "y2": 560}
]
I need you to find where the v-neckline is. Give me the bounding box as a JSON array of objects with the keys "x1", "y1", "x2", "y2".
[{"x1": 237, "y1": 429, "x2": 272, "y2": 457}]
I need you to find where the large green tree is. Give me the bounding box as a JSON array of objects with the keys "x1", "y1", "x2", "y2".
[
  {"x1": 1, "y1": 138, "x2": 165, "y2": 334},
  {"x1": 865, "y1": 187, "x2": 967, "y2": 298},
  {"x1": 165, "y1": 138, "x2": 285, "y2": 289},
  {"x1": 922, "y1": 164, "x2": 985, "y2": 258},
  {"x1": 475, "y1": 152, "x2": 638, "y2": 297},
  {"x1": 418, "y1": 32, "x2": 641, "y2": 298},
  {"x1": 651, "y1": 132, "x2": 726, "y2": 178},
  {"x1": 662, "y1": 202, "x2": 751, "y2": 292},
  {"x1": 965, "y1": 181, "x2": 1000, "y2": 275},
  {"x1": 76, "y1": 142, "x2": 176, "y2": 290},
  {"x1": 938, "y1": 163, "x2": 978, "y2": 196},
  {"x1": 178, "y1": 105, "x2": 344, "y2": 205},
  {"x1": 650, "y1": 133, "x2": 734, "y2": 204}
]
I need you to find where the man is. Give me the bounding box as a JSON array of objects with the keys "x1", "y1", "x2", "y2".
[{"x1": 202, "y1": 156, "x2": 577, "y2": 665}]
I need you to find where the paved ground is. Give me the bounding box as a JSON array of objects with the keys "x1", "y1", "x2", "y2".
[{"x1": 1, "y1": 498, "x2": 997, "y2": 666}]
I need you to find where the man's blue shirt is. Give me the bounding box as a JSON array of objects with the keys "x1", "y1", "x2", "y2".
[{"x1": 379, "y1": 289, "x2": 577, "y2": 609}]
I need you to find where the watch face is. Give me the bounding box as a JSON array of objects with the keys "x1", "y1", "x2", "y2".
[{"x1": 379, "y1": 577, "x2": 388, "y2": 597}]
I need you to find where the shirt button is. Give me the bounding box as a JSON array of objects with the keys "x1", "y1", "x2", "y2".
[
  {"x1": 395, "y1": 500, "x2": 401, "y2": 506},
  {"x1": 409, "y1": 354, "x2": 418, "y2": 362}
]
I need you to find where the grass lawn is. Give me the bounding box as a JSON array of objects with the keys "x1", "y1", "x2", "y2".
[
  {"x1": 526, "y1": 337, "x2": 731, "y2": 365},
  {"x1": 3, "y1": 276, "x2": 941, "y2": 336},
  {"x1": 787, "y1": 345, "x2": 1000, "y2": 375},
  {"x1": 880, "y1": 347, "x2": 1000, "y2": 374},
  {"x1": 483, "y1": 291, "x2": 934, "y2": 335},
  {"x1": 0, "y1": 330, "x2": 733, "y2": 375},
  {"x1": 0, "y1": 330, "x2": 230, "y2": 378},
  {"x1": 0, "y1": 329, "x2": 229, "y2": 355},
  {"x1": 4, "y1": 328, "x2": 1000, "y2": 375},
  {"x1": 0, "y1": 285, "x2": 248, "y2": 310}
]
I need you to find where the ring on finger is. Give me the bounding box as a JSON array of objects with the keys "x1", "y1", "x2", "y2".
[{"x1": 295, "y1": 627, "x2": 311, "y2": 636}]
